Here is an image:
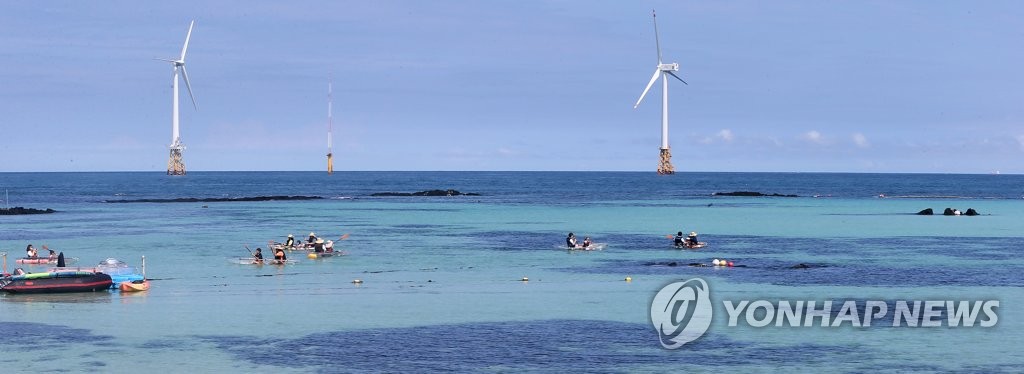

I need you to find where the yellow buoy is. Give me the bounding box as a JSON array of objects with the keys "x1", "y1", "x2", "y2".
[{"x1": 308, "y1": 253, "x2": 318, "y2": 259}]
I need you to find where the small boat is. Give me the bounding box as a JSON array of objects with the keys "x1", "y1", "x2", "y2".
[
  {"x1": 0, "y1": 271, "x2": 113, "y2": 294},
  {"x1": 15, "y1": 257, "x2": 79, "y2": 265},
  {"x1": 119, "y1": 279, "x2": 150, "y2": 292},
  {"x1": 56, "y1": 258, "x2": 145, "y2": 288}
]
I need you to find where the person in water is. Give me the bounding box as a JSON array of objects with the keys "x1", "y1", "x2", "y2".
[
  {"x1": 566, "y1": 233, "x2": 577, "y2": 249},
  {"x1": 674, "y1": 231, "x2": 685, "y2": 248},
  {"x1": 253, "y1": 248, "x2": 264, "y2": 263},
  {"x1": 284, "y1": 234, "x2": 295, "y2": 248},
  {"x1": 25, "y1": 244, "x2": 38, "y2": 259},
  {"x1": 274, "y1": 247, "x2": 287, "y2": 262},
  {"x1": 685, "y1": 232, "x2": 699, "y2": 248},
  {"x1": 582, "y1": 236, "x2": 592, "y2": 249}
]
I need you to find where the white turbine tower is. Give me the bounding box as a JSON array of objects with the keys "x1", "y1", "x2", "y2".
[
  {"x1": 634, "y1": 10, "x2": 687, "y2": 175},
  {"x1": 158, "y1": 20, "x2": 198, "y2": 176}
]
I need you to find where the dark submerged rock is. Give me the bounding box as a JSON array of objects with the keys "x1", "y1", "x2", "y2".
[
  {"x1": 917, "y1": 208, "x2": 934, "y2": 215},
  {"x1": 371, "y1": 189, "x2": 480, "y2": 197},
  {"x1": 943, "y1": 208, "x2": 955, "y2": 216},
  {"x1": 713, "y1": 191, "x2": 798, "y2": 197},
  {"x1": 0, "y1": 206, "x2": 56, "y2": 215},
  {"x1": 105, "y1": 196, "x2": 322, "y2": 203},
  {"x1": 790, "y1": 263, "x2": 828, "y2": 269},
  {"x1": 965, "y1": 208, "x2": 979, "y2": 216}
]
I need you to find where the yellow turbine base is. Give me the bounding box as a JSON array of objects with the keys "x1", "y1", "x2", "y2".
[
  {"x1": 657, "y1": 148, "x2": 675, "y2": 175},
  {"x1": 327, "y1": 153, "x2": 333, "y2": 174}
]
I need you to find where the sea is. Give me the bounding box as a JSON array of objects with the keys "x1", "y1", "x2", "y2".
[{"x1": 1, "y1": 171, "x2": 1022, "y2": 373}]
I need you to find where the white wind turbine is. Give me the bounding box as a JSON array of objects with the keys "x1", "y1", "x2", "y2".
[
  {"x1": 633, "y1": 10, "x2": 687, "y2": 175},
  {"x1": 158, "y1": 20, "x2": 198, "y2": 176}
]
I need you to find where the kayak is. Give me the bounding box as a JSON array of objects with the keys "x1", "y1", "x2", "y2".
[
  {"x1": 558, "y1": 243, "x2": 608, "y2": 251},
  {"x1": 15, "y1": 257, "x2": 79, "y2": 265},
  {"x1": 230, "y1": 258, "x2": 297, "y2": 265},
  {"x1": 119, "y1": 279, "x2": 150, "y2": 292},
  {"x1": 671, "y1": 240, "x2": 704, "y2": 248},
  {"x1": 305, "y1": 250, "x2": 346, "y2": 259}
]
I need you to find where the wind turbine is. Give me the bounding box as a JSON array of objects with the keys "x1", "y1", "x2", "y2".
[
  {"x1": 633, "y1": 10, "x2": 687, "y2": 175},
  {"x1": 158, "y1": 20, "x2": 198, "y2": 176}
]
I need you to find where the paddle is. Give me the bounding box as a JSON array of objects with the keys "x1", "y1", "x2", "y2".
[{"x1": 338, "y1": 233, "x2": 350, "y2": 240}]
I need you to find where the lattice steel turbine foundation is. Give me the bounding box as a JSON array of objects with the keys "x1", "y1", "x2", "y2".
[{"x1": 167, "y1": 146, "x2": 186, "y2": 175}]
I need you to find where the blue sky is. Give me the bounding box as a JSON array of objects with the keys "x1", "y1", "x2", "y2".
[{"x1": 1, "y1": 1, "x2": 1021, "y2": 173}]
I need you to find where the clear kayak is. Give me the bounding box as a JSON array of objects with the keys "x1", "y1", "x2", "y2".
[{"x1": 230, "y1": 257, "x2": 297, "y2": 265}]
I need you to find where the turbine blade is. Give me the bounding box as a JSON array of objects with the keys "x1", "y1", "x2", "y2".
[
  {"x1": 652, "y1": 10, "x2": 663, "y2": 64},
  {"x1": 180, "y1": 66, "x2": 198, "y2": 110},
  {"x1": 180, "y1": 20, "x2": 195, "y2": 62},
  {"x1": 154, "y1": 58, "x2": 177, "y2": 63},
  {"x1": 634, "y1": 69, "x2": 661, "y2": 108},
  {"x1": 667, "y1": 71, "x2": 688, "y2": 85}
]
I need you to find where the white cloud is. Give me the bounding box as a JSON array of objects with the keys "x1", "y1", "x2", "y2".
[
  {"x1": 717, "y1": 129, "x2": 734, "y2": 142},
  {"x1": 803, "y1": 130, "x2": 824, "y2": 144},
  {"x1": 852, "y1": 133, "x2": 870, "y2": 148}
]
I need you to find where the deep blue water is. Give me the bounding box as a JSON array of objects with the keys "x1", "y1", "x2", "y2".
[{"x1": 2, "y1": 171, "x2": 1022, "y2": 206}]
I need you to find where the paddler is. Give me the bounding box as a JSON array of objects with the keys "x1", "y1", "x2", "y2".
[
  {"x1": 686, "y1": 232, "x2": 699, "y2": 248},
  {"x1": 582, "y1": 236, "x2": 592, "y2": 249},
  {"x1": 566, "y1": 233, "x2": 577, "y2": 249},
  {"x1": 274, "y1": 246, "x2": 287, "y2": 263},
  {"x1": 25, "y1": 244, "x2": 38, "y2": 259},
  {"x1": 307, "y1": 232, "x2": 317, "y2": 245},
  {"x1": 313, "y1": 238, "x2": 325, "y2": 253},
  {"x1": 284, "y1": 234, "x2": 295, "y2": 248},
  {"x1": 674, "y1": 232, "x2": 685, "y2": 248},
  {"x1": 253, "y1": 248, "x2": 264, "y2": 263}
]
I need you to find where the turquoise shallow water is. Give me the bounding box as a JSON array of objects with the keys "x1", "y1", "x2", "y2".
[{"x1": 1, "y1": 172, "x2": 1022, "y2": 372}]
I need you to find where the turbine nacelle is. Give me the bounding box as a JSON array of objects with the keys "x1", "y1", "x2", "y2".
[{"x1": 659, "y1": 63, "x2": 679, "y2": 72}]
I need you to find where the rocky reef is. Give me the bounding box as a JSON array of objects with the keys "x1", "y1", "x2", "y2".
[
  {"x1": 105, "y1": 195, "x2": 322, "y2": 203},
  {"x1": 713, "y1": 191, "x2": 798, "y2": 197},
  {"x1": 371, "y1": 189, "x2": 480, "y2": 197},
  {"x1": 0, "y1": 206, "x2": 56, "y2": 215}
]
